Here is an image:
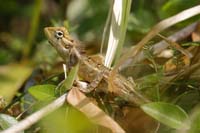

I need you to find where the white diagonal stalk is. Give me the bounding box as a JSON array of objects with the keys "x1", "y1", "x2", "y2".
[
  {"x1": 63, "y1": 64, "x2": 67, "y2": 79},
  {"x1": 105, "y1": 0, "x2": 132, "y2": 67},
  {"x1": 105, "y1": 0, "x2": 123, "y2": 67}
]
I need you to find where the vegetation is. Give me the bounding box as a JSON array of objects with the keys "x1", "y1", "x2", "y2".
[{"x1": 0, "y1": 0, "x2": 200, "y2": 133}]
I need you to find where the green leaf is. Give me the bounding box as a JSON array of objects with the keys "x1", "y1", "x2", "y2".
[
  {"x1": 141, "y1": 102, "x2": 188, "y2": 129},
  {"x1": 60, "y1": 63, "x2": 79, "y2": 93},
  {"x1": 40, "y1": 105, "x2": 94, "y2": 133},
  {"x1": 174, "y1": 90, "x2": 200, "y2": 112},
  {"x1": 176, "y1": 106, "x2": 200, "y2": 132},
  {"x1": 187, "y1": 108, "x2": 200, "y2": 133},
  {"x1": 0, "y1": 114, "x2": 23, "y2": 133},
  {"x1": 28, "y1": 84, "x2": 56, "y2": 101}
]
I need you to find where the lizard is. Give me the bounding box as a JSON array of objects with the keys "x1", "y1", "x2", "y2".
[{"x1": 44, "y1": 27, "x2": 149, "y2": 105}]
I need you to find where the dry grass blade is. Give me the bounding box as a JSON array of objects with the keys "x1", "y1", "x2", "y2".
[
  {"x1": 153, "y1": 22, "x2": 198, "y2": 56},
  {"x1": 113, "y1": 5, "x2": 200, "y2": 73},
  {"x1": 108, "y1": 5, "x2": 200, "y2": 99},
  {"x1": 120, "y1": 22, "x2": 198, "y2": 69},
  {"x1": 109, "y1": 5, "x2": 200, "y2": 90},
  {"x1": 157, "y1": 34, "x2": 193, "y2": 58},
  {"x1": 67, "y1": 87, "x2": 125, "y2": 133}
]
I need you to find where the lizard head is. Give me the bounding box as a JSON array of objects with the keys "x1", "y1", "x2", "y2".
[
  {"x1": 44, "y1": 27, "x2": 76, "y2": 48},
  {"x1": 44, "y1": 27, "x2": 77, "y2": 61}
]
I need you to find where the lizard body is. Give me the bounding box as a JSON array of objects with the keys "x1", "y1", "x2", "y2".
[{"x1": 44, "y1": 27, "x2": 148, "y2": 104}]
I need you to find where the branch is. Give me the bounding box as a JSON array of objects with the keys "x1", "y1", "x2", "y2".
[{"x1": 1, "y1": 94, "x2": 67, "y2": 133}]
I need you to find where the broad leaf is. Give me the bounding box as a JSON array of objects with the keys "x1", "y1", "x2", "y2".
[
  {"x1": 63, "y1": 63, "x2": 79, "y2": 91},
  {"x1": 28, "y1": 84, "x2": 56, "y2": 101},
  {"x1": 187, "y1": 110, "x2": 200, "y2": 133},
  {"x1": 186, "y1": 107, "x2": 200, "y2": 133},
  {"x1": 141, "y1": 102, "x2": 188, "y2": 129},
  {"x1": 67, "y1": 87, "x2": 125, "y2": 133}
]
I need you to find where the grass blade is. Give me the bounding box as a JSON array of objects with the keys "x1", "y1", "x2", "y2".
[{"x1": 104, "y1": 0, "x2": 132, "y2": 67}]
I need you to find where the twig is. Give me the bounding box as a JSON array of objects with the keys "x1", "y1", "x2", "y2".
[{"x1": 1, "y1": 94, "x2": 67, "y2": 133}]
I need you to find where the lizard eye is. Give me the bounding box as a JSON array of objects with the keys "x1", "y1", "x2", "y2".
[{"x1": 55, "y1": 30, "x2": 63, "y2": 39}]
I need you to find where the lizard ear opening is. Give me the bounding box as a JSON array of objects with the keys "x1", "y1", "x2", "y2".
[{"x1": 68, "y1": 52, "x2": 79, "y2": 68}]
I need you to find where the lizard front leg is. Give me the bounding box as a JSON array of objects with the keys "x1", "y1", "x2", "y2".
[
  {"x1": 86, "y1": 70, "x2": 106, "y2": 92},
  {"x1": 78, "y1": 71, "x2": 105, "y2": 93}
]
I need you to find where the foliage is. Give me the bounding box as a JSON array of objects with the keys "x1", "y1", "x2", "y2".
[
  {"x1": 0, "y1": 0, "x2": 200, "y2": 132},
  {"x1": 28, "y1": 84, "x2": 56, "y2": 101},
  {"x1": 141, "y1": 102, "x2": 188, "y2": 129}
]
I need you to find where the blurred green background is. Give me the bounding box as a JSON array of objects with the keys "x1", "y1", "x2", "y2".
[
  {"x1": 0, "y1": 0, "x2": 200, "y2": 132},
  {"x1": 0, "y1": 0, "x2": 199, "y2": 119},
  {"x1": 0, "y1": 0, "x2": 199, "y2": 65}
]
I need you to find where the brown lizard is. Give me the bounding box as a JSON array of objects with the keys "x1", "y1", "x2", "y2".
[{"x1": 44, "y1": 27, "x2": 149, "y2": 105}]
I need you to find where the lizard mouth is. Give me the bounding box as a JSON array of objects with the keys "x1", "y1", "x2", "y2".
[
  {"x1": 44, "y1": 28, "x2": 50, "y2": 37},
  {"x1": 48, "y1": 40, "x2": 53, "y2": 45}
]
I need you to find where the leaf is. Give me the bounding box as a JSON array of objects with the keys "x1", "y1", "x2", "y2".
[
  {"x1": 0, "y1": 114, "x2": 23, "y2": 133},
  {"x1": 176, "y1": 106, "x2": 200, "y2": 133},
  {"x1": 28, "y1": 84, "x2": 56, "y2": 101},
  {"x1": 56, "y1": 63, "x2": 79, "y2": 95},
  {"x1": 40, "y1": 105, "x2": 95, "y2": 133},
  {"x1": 174, "y1": 90, "x2": 200, "y2": 112},
  {"x1": 63, "y1": 63, "x2": 79, "y2": 91},
  {"x1": 185, "y1": 107, "x2": 200, "y2": 133},
  {"x1": 141, "y1": 102, "x2": 188, "y2": 129},
  {"x1": 67, "y1": 87, "x2": 125, "y2": 133}
]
